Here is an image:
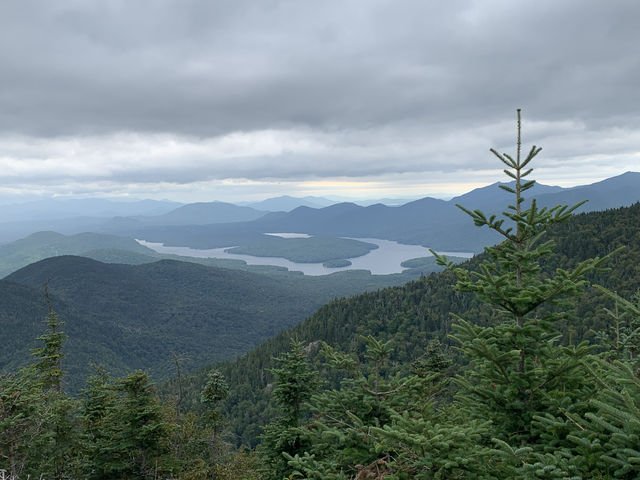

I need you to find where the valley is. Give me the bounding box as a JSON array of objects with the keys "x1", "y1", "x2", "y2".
[
  {"x1": 2, "y1": 172, "x2": 640, "y2": 478},
  {"x1": 2, "y1": 172, "x2": 640, "y2": 390},
  {"x1": 3, "y1": 4, "x2": 639, "y2": 476}
]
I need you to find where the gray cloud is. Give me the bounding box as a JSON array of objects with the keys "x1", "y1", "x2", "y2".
[{"x1": 0, "y1": 0, "x2": 638, "y2": 200}]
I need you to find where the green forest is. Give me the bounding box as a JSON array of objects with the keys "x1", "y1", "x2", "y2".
[
  {"x1": 226, "y1": 236, "x2": 378, "y2": 263},
  {"x1": 2, "y1": 118, "x2": 640, "y2": 479}
]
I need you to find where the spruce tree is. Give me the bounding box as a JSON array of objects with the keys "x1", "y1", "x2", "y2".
[
  {"x1": 287, "y1": 336, "x2": 491, "y2": 479},
  {"x1": 28, "y1": 290, "x2": 82, "y2": 479},
  {"x1": 31, "y1": 290, "x2": 66, "y2": 392},
  {"x1": 553, "y1": 288, "x2": 640, "y2": 478},
  {"x1": 259, "y1": 339, "x2": 318, "y2": 480},
  {"x1": 0, "y1": 370, "x2": 43, "y2": 478},
  {"x1": 434, "y1": 110, "x2": 615, "y2": 473},
  {"x1": 171, "y1": 369, "x2": 232, "y2": 478},
  {"x1": 81, "y1": 369, "x2": 173, "y2": 479}
]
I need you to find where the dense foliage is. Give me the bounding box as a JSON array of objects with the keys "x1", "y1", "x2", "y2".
[{"x1": 0, "y1": 313, "x2": 258, "y2": 479}]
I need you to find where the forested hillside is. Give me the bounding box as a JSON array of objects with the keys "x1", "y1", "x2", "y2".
[
  {"x1": 3, "y1": 198, "x2": 640, "y2": 477},
  {"x1": 0, "y1": 231, "x2": 157, "y2": 277},
  {"x1": 204, "y1": 202, "x2": 640, "y2": 446},
  {"x1": 1, "y1": 257, "x2": 347, "y2": 388},
  {"x1": 190, "y1": 126, "x2": 640, "y2": 478},
  {"x1": 1, "y1": 253, "x2": 431, "y2": 390}
]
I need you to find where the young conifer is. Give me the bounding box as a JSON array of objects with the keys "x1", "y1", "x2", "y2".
[
  {"x1": 28, "y1": 287, "x2": 82, "y2": 479},
  {"x1": 259, "y1": 339, "x2": 318, "y2": 480},
  {"x1": 434, "y1": 110, "x2": 614, "y2": 463},
  {"x1": 31, "y1": 287, "x2": 66, "y2": 392}
]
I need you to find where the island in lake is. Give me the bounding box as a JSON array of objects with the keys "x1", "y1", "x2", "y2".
[{"x1": 323, "y1": 259, "x2": 352, "y2": 268}]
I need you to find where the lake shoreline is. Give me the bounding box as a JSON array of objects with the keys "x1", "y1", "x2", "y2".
[{"x1": 137, "y1": 235, "x2": 473, "y2": 276}]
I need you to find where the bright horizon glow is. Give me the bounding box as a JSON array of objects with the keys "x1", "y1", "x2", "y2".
[{"x1": 0, "y1": 169, "x2": 636, "y2": 206}]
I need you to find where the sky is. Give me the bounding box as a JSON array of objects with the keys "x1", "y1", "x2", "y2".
[{"x1": 0, "y1": 0, "x2": 639, "y2": 203}]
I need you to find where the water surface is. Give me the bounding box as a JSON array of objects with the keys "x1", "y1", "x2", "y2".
[{"x1": 138, "y1": 235, "x2": 472, "y2": 276}]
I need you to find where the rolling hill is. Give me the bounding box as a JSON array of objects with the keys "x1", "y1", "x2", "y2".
[
  {"x1": 1, "y1": 251, "x2": 436, "y2": 390},
  {"x1": 3, "y1": 256, "x2": 330, "y2": 388},
  {"x1": 0, "y1": 231, "x2": 159, "y2": 277},
  {"x1": 137, "y1": 201, "x2": 269, "y2": 225}
]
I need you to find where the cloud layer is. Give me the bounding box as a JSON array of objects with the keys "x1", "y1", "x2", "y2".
[{"x1": 1, "y1": 0, "x2": 639, "y2": 201}]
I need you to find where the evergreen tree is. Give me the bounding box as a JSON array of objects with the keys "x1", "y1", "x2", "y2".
[
  {"x1": 28, "y1": 291, "x2": 82, "y2": 479},
  {"x1": 593, "y1": 286, "x2": 640, "y2": 365},
  {"x1": 201, "y1": 369, "x2": 230, "y2": 430},
  {"x1": 576, "y1": 359, "x2": 640, "y2": 478},
  {"x1": 31, "y1": 289, "x2": 66, "y2": 392},
  {"x1": 542, "y1": 288, "x2": 640, "y2": 478},
  {"x1": 0, "y1": 369, "x2": 43, "y2": 478},
  {"x1": 81, "y1": 369, "x2": 174, "y2": 479},
  {"x1": 286, "y1": 336, "x2": 491, "y2": 479},
  {"x1": 170, "y1": 369, "x2": 237, "y2": 479},
  {"x1": 434, "y1": 110, "x2": 617, "y2": 475},
  {"x1": 259, "y1": 339, "x2": 318, "y2": 480},
  {"x1": 81, "y1": 366, "x2": 119, "y2": 478}
]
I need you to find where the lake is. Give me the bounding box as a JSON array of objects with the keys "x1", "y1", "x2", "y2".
[{"x1": 137, "y1": 235, "x2": 473, "y2": 276}]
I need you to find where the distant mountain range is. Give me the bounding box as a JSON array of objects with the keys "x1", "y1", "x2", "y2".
[
  {"x1": 240, "y1": 195, "x2": 417, "y2": 210},
  {"x1": 2, "y1": 171, "x2": 639, "y2": 257},
  {"x1": 123, "y1": 172, "x2": 640, "y2": 253},
  {"x1": 241, "y1": 195, "x2": 337, "y2": 211},
  {"x1": 0, "y1": 198, "x2": 181, "y2": 223}
]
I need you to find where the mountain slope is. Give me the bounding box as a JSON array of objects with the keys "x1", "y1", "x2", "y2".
[
  {"x1": 244, "y1": 195, "x2": 336, "y2": 211},
  {"x1": 207, "y1": 202, "x2": 640, "y2": 445},
  {"x1": 450, "y1": 180, "x2": 565, "y2": 211},
  {"x1": 535, "y1": 171, "x2": 640, "y2": 212},
  {"x1": 3, "y1": 257, "x2": 333, "y2": 387},
  {"x1": 0, "y1": 278, "x2": 139, "y2": 387},
  {"x1": 146, "y1": 201, "x2": 268, "y2": 225},
  {"x1": 0, "y1": 231, "x2": 158, "y2": 278}
]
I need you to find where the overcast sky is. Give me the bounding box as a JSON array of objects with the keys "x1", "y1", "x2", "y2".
[{"x1": 0, "y1": 0, "x2": 638, "y2": 203}]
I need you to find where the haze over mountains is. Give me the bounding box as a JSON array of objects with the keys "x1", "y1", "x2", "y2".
[
  {"x1": 103, "y1": 171, "x2": 640, "y2": 253},
  {"x1": 1, "y1": 171, "x2": 640, "y2": 395},
  {"x1": 1, "y1": 172, "x2": 640, "y2": 270}
]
